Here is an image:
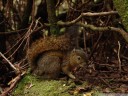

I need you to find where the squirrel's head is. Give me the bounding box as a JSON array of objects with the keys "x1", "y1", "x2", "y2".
[{"x1": 70, "y1": 48, "x2": 88, "y2": 67}]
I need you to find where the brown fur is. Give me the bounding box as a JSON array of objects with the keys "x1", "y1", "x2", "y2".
[{"x1": 27, "y1": 26, "x2": 87, "y2": 79}]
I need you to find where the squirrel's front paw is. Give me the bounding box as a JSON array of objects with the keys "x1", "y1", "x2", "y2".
[{"x1": 68, "y1": 73, "x2": 76, "y2": 79}]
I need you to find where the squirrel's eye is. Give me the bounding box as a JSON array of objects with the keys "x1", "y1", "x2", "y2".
[{"x1": 77, "y1": 56, "x2": 81, "y2": 60}]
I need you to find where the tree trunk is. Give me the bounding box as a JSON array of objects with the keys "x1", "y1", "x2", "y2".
[
  {"x1": 19, "y1": 0, "x2": 33, "y2": 29},
  {"x1": 46, "y1": 0, "x2": 59, "y2": 35},
  {"x1": 0, "y1": 11, "x2": 6, "y2": 53}
]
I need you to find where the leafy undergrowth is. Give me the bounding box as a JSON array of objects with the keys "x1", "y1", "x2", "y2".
[{"x1": 12, "y1": 74, "x2": 103, "y2": 96}]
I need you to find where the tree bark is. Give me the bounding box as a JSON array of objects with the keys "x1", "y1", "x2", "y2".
[
  {"x1": 46, "y1": 0, "x2": 59, "y2": 35},
  {"x1": 19, "y1": 0, "x2": 33, "y2": 29},
  {"x1": 0, "y1": 11, "x2": 6, "y2": 53}
]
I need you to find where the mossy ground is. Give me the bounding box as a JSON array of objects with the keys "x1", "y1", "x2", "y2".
[{"x1": 12, "y1": 74, "x2": 93, "y2": 96}]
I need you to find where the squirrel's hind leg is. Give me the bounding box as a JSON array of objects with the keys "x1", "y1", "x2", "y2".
[{"x1": 33, "y1": 55, "x2": 61, "y2": 79}]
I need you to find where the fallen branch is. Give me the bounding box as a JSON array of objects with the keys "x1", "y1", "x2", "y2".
[
  {"x1": 0, "y1": 52, "x2": 19, "y2": 73},
  {"x1": 111, "y1": 79, "x2": 128, "y2": 83},
  {"x1": 1, "y1": 72, "x2": 26, "y2": 96},
  {"x1": 98, "y1": 76, "x2": 112, "y2": 88}
]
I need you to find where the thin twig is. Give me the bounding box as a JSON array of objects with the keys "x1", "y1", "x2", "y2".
[
  {"x1": 0, "y1": 52, "x2": 18, "y2": 72},
  {"x1": 98, "y1": 76, "x2": 112, "y2": 88},
  {"x1": 7, "y1": 22, "x2": 34, "y2": 59},
  {"x1": 23, "y1": 21, "x2": 34, "y2": 50},
  {"x1": 0, "y1": 28, "x2": 28, "y2": 35},
  {"x1": 4, "y1": 32, "x2": 26, "y2": 58},
  {"x1": 120, "y1": 55, "x2": 128, "y2": 61},
  {"x1": 24, "y1": 18, "x2": 40, "y2": 50},
  {"x1": 117, "y1": 41, "x2": 121, "y2": 72}
]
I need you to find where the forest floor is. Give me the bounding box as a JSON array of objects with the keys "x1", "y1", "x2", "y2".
[
  {"x1": 12, "y1": 74, "x2": 103, "y2": 96},
  {"x1": 12, "y1": 63, "x2": 128, "y2": 96}
]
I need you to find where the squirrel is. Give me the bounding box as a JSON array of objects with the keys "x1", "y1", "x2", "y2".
[{"x1": 27, "y1": 25, "x2": 87, "y2": 79}]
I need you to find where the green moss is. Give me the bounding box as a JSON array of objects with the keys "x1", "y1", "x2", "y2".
[
  {"x1": 113, "y1": 0, "x2": 128, "y2": 32},
  {"x1": 12, "y1": 74, "x2": 78, "y2": 96},
  {"x1": 12, "y1": 74, "x2": 104, "y2": 96}
]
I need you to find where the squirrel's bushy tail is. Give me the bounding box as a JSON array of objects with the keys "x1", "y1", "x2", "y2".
[{"x1": 27, "y1": 25, "x2": 79, "y2": 71}]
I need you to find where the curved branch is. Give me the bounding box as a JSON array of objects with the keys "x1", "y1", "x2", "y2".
[
  {"x1": 0, "y1": 11, "x2": 118, "y2": 35},
  {"x1": 58, "y1": 11, "x2": 118, "y2": 26},
  {"x1": 57, "y1": 11, "x2": 128, "y2": 43},
  {"x1": 76, "y1": 22, "x2": 128, "y2": 43}
]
